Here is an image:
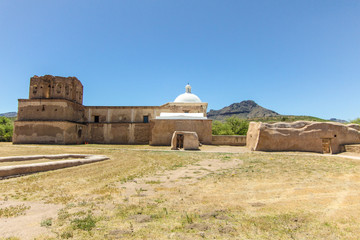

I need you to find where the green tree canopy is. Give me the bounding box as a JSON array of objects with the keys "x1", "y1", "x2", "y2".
[
  {"x1": 351, "y1": 118, "x2": 360, "y2": 125},
  {"x1": 212, "y1": 117, "x2": 249, "y2": 135},
  {"x1": 0, "y1": 116, "x2": 13, "y2": 142}
]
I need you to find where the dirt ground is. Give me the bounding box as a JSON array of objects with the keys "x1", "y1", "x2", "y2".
[
  {"x1": 0, "y1": 147, "x2": 245, "y2": 239},
  {"x1": 1, "y1": 144, "x2": 360, "y2": 239}
]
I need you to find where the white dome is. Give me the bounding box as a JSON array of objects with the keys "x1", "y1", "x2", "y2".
[
  {"x1": 174, "y1": 93, "x2": 202, "y2": 103},
  {"x1": 174, "y1": 84, "x2": 202, "y2": 103}
]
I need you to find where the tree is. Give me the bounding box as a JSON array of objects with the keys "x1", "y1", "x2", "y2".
[
  {"x1": 212, "y1": 120, "x2": 234, "y2": 135},
  {"x1": 0, "y1": 117, "x2": 13, "y2": 142},
  {"x1": 225, "y1": 117, "x2": 249, "y2": 135},
  {"x1": 351, "y1": 118, "x2": 360, "y2": 125},
  {"x1": 212, "y1": 117, "x2": 249, "y2": 136}
]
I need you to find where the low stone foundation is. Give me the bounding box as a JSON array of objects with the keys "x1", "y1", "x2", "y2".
[
  {"x1": 0, "y1": 154, "x2": 109, "y2": 178},
  {"x1": 212, "y1": 135, "x2": 246, "y2": 146},
  {"x1": 344, "y1": 144, "x2": 360, "y2": 154}
]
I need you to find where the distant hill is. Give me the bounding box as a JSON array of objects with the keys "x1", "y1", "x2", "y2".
[
  {"x1": 329, "y1": 118, "x2": 348, "y2": 123},
  {"x1": 248, "y1": 115, "x2": 326, "y2": 123},
  {"x1": 0, "y1": 112, "x2": 17, "y2": 118},
  {"x1": 207, "y1": 100, "x2": 279, "y2": 121}
]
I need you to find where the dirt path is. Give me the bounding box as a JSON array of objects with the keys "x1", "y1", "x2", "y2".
[
  {"x1": 118, "y1": 157, "x2": 244, "y2": 203},
  {"x1": 325, "y1": 173, "x2": 353, "y2": 217}
]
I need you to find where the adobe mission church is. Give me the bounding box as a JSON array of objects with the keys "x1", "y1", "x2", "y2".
[{"x1": 13, "y1": 75, "x2": 213, "y2": 145}]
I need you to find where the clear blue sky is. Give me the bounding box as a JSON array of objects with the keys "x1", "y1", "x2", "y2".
[{"x1": 0, "y1": 0, "x2": 359, "y2": 120}]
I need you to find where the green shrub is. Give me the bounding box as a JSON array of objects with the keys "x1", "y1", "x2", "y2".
[
  {"x1": 41, "y1": 218, "x2": 53, "y2": 227},
  {"x1": 71, "y1": 214, "x2": 97, "y2": 231}
]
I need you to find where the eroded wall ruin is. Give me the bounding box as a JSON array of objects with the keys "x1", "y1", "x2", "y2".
[{"x1": 246, "y1": 121, "x2": 360, "y2": 154}]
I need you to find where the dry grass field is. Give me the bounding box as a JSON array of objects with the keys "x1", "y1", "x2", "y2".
[{"x1": 1, "y1": 143, "x2": 360, "y2": 239}]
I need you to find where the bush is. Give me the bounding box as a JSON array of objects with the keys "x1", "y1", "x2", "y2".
[
  {"x1": 0, "y1": 116, "x2": 13, "y2": 142},
  {"x1": 351, "y1": 118, "x2": 360, "y2": 125},
  {"x1": 212, "y1": 117, "x2": 249, "y2": 135},
  {"x1": 71, "y1": 214, "x2": 97, "y2": 231}
]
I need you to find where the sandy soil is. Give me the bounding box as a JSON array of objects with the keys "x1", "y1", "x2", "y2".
[
  {"x1": 0, "y1": 200, "x2": 62, "y2": 239},
  {"x1": 118, "y1": 157, "x2": 244, "y2": 203},
  {"x1": 2, "y1": 146, "x2": 360, "y2": 239}
]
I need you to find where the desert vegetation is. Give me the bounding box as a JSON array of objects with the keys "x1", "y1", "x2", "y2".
[
  {"x1": 1, "y1": 143, "x2": 360, "y2": 239},
  {"x1": 212, "y1": 117, "x2": 249, "y2": 135},
  {"x1": 351, "y1": 118, "x2": 360, "y2": 125},
  {"x1": 0, "y1": 117, "x2": 13, "y2": 142}
]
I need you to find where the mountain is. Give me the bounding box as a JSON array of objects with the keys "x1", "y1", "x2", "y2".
[
  {"x1": 329, "y1": 118, "x2": 348, "y2": 123},
  {"x1": 207, "y1": 100, "x2": 279, "y2": 121},
  {"x1": 0, "y1": 112, "x2": 17, "y2": 118}
]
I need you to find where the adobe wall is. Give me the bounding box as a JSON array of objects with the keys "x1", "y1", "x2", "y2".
[
  {"x1": 85, "y1": 103, "x2": 208, "y2": 123},
  {"x1": 29, "y1": 75, "x2": 83, "y2": 104},
  {"x1": 17, "y1": 99, "x2": 85, "y2": 122},
  {"x1": 86, "y1": 123, "x2": 149, "y2": 144},
  {"x1": 14, "y1": 75, "x2": 211, "y2": 146},
  {"x1": 212, "y1": 135, "x2": 246, "y2": 146},
  {"x1": 85, "y1": 106, "x2": 162, "y2": 123},
  {"x1": 149, "y1": 119, "x2": 212, "y2": 146},
  {"x1": 247, "y1": 121, "x2": 360, "y2": 154},
  {"x1": 171, "y1": 131, "x2": 200, "y2": 150},
  {"x1": 13, "y1": 121, "x2": 86, "y2": 144}
]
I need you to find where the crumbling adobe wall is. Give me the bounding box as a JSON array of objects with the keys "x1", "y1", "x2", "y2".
[
  {"x1": 13, "y1": 121, "x2": 86, "y2": 144},
  {"x1": 29, "y1": 75, "x2": 83, "y2": 104},
  {"x1": 246, "y1": 121, "x2": 360, "y2": 154}
]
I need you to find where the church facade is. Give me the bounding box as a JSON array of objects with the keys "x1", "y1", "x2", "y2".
[{"x1": 13, "y1": 75, "x2": 212, "y2": 145}]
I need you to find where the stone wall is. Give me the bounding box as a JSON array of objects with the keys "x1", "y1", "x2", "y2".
[
  {"x1": 344, "y1": 144, "x2": 360, "y2": 154},
  {"x1": 85, "y1": 123, "x2": 149, "y2": 144},
  {"x1": 13, "y1": 121, "x2": 86, "y2": 144},
  {"x1": 212, "y1": 135, "x2": 246, "y2": 146},
  {"x1": 247, "y1": 121, "x2": 360, "y2": 154},
  {"x1": 149, "y1": 119, "x2": 212, "y2": 146}
]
